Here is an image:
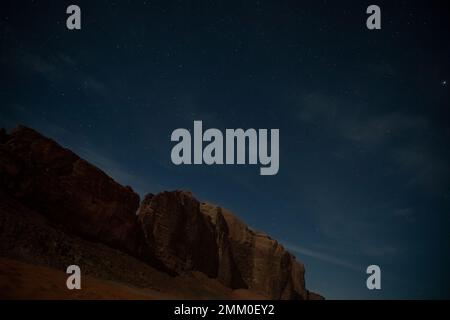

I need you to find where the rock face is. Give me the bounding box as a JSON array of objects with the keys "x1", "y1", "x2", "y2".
[
  {"x1": 0, "y1": 191, "x2": 251, "y2": 299},
  {"x1": 138, "y1": 191, "x2": 246, "y2": 289},
  {"x1": 201, "y1": 204, "x2": 248, "y2": 290},
  {"x1": 139, "y1": 194, "x2": 311, "y2": 299},
  {"x1": 138, "y1": 191, "x2": 218, "y2": 277},
  {"x1": 201, "y1": 203, "x2": 308, "y2": 299},
  {"x1": 0, "y1": 126, "x2": 146, "y2": 259},
  {"x1": 0, "y1": 125, "x2": 323, "y2": 299},
  {"x1": 0, "y1": 189, "x2": 159, "y2": 290}
]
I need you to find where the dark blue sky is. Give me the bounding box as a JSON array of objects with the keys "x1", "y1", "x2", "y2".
[{"x1": 1, "y1": 0, "x2": 449, "y2": 299}]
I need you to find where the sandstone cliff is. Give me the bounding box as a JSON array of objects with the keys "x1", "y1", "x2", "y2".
[
  {"x1": 0, "y1": 125, "x2": 323, "y2": 300},
  {"x1": 201, "y1": 203, "x2": 307, "y2": 299},
  {"x1": 0, "y1": 126, "x2": 146, "y2": 259},
  {"x1": 138, "y1": 191, "x2": 247, "y2": 289}
]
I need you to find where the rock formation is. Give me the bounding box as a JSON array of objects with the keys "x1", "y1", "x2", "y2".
[
  {"x1": 0, "y1": 126, "x2": 145, "y2": 257},
  {"x1": 0, "y1": 125, "x2": 323, "y2": 300},
  {"x1": 138, "y1": 191, "x2": 219, "y2": 278},
  {"x1": 201, "y1": 203, "x2": 307, "y2": 299},
  {"x1": 138, "y1": 191, "x2": 246, "y2": 289}
]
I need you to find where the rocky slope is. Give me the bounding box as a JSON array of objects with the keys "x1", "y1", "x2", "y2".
[{"x1": 0, "y1": 125, "x2": 323, "y2": 300}]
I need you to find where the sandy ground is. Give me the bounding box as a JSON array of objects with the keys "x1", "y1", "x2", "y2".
[
  {"x1": 0, "y1": 257, "x2": 267, "y2": 300},
  {"x1": 0, "y1": 257, "x2": 171, "y2": 299}
]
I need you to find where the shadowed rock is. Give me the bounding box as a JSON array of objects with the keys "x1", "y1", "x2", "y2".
[{"x1": 0, "y1": 126, "x2": 147, "y2": 260}]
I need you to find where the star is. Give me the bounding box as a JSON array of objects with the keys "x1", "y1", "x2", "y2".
[{"x1": 442, "y1": 80, "x2": 447, "y2": 86}]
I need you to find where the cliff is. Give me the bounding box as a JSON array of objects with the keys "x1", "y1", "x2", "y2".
[{"x1": 0, "y1": 125, "x2": 323, "y2": 300}]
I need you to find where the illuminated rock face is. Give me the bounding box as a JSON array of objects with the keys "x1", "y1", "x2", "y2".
[
  {"x1": 201, "y1": 203, "x2": 309, "y2": 300},
  {"x1": 139, "y1": 192, "x2": 313, "y2": 299},
  {"x1": 0, "y1": 125, "x2": 323, "y2": 299}
]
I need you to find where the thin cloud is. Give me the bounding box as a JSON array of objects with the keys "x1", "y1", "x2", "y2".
[
  {"x1": 295, "y1": 91, "x2": 428, "y2": 145},
  {"x1": 361, "y1": 245, "x2": 399, "y2": 257},
  {"x1": 394, "y1": 208, "x2": 416, "y2": 223},
  {"x1": 284, "y1": 243, "x2": 363, "y2": 272},
  {"x1": 74, "y1": 146, "x2": 158, "y2": 197},
  {"x1": 19, "y1": 51, "x2": 61, "y2": 82},
  {"x1": 17, "y1": 50, "x2": 110, "y2": 96}
]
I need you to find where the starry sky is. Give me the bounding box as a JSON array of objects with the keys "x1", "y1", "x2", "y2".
[{"x1": 1, "y1": 0, "x2": 449, "y2": 299}]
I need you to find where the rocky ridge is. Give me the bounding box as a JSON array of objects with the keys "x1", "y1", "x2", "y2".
[{"x1": 0, "y1": 125, "x2": 323, "y2": 299}]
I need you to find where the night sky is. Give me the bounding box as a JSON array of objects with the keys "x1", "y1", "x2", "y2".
[{"x1": 1, "y1": 0, "x2": 449, "y2": 299}]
